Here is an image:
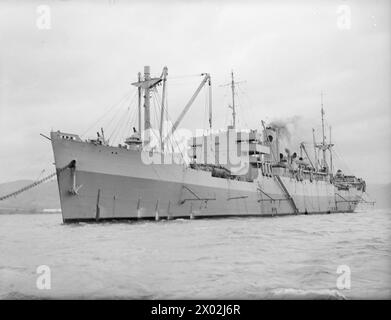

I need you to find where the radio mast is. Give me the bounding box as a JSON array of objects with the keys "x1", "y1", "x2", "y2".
[
  {"x1": 321, "y1": 91, "x2": 327, "y2": 170},
  {"x1": 221, "y1": 70, "x2": 245, "y2": 129}
]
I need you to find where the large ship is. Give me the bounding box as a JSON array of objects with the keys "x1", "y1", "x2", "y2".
[{"x1": 50, "y1": 66, "x2": 366, "y2": 222}]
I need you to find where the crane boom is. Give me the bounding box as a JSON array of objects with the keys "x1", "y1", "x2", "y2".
[
  {"x1": 300, "y1": 143, "x2": 315, "y2": 170},
  {"x1": 160, "y1": 66, "x2": 168, "y2": 151},
  {"x1": 163, "y1": 73, "x2": 210, "y2": 144}
]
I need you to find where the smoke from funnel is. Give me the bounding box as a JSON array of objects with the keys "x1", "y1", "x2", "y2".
[
  {"x1": 268, "y1": 116, "x2": 303, "y2": 151},
  {"x1": 268, "y1": 116, "x2": 301, "y2": 142}
]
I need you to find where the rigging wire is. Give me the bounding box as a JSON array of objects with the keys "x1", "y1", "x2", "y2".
[
  {"x1": 236, "y1": 84, "x2": 255, "y2": 128},
  {"x1": 35, "y1": 169, "x2": 46, "y2": 181},
  {"x1": 114, "y1": 96, "x2": 139, "y2": 145},
  {"x1": 106, "y1": 91, "x2": 138, "y2": 143},
  {"x1": 80, "y1": 89, "x2": 135, "y2": 138},
  {"x1": 153, "y1": 90, "x2": 183, "y2": 158},
  {"x1": 333, "y1": 145, "x2": 355, "y2": 175},
  {"x1": 110, "y1": 107, "x2": 131, "y2": 145},
  {"x1": 119, "y1": 102, "x2": 138, "y2": 144},
  {"x1": 234, "y1": 86, "x2": 249, "y2": 129},
  {"x1": 151, "y1": 90, "x2": 187, "y2": 162},
  {"x1": 122, "y1": 107, "x2": 135, "y2": 140},
  {"x1": 153, "y1": 89, "x2": 162, "y2": 132},
  {"x1": 150, "y1": 90, "x2": 165, "y2": 148},
  {"x1": 93, "y1": 92, "x2": 133, "y2": 141},
  {"x1": 222, "y1": 85, "x2": 230, "y2": 127},
  {"x1": 168, "y1": 74, "x2": 202, "y2": 80},
  {"x1": 108, "y1": 107, "x2": 130, "y2": 143},
  {"x1": 112, "y1": 94, "x2": 138, "y2": 145}
]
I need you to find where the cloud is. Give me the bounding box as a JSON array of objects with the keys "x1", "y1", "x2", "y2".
[{"x1": 0, "y1": 0, "x2": 390, "y2": 184}]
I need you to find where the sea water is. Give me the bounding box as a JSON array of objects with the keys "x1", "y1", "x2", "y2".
[{"x1": 0, "y1": 209, "x2": 390, "y2": 299}]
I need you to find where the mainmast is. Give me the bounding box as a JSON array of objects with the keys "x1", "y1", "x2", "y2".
[
  {"x1": 131, "y1": 66, "x2": 162, "y2": 145},
  {"x1": 313, "y1": 91, "x2": 334, "y2": 174},
  {"x1": 221, "y1": 70, "x2": 245, "y2": 129}
]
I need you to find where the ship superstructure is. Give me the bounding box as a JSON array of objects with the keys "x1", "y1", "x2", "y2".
[{"x1": 50, "y1": 66, "x2": 366, "y2": 222}]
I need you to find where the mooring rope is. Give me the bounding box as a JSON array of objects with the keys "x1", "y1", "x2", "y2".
[{"x1": 0, "y1": 161, "x2": 74, "y2": 201}]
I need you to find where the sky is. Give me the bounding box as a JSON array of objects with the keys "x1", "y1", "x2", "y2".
[{"x1": 0, "y1": 0, "x2": 390, "y2": 184}]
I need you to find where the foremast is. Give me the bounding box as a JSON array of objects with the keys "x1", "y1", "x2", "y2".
[{"x1": 131, "y1": 66, "x2": 212, "y2": 151}]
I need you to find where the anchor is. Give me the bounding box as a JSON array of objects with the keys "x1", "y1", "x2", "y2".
[{"x1": 68, "y1": 161, "x2": 83, "y2": 195}]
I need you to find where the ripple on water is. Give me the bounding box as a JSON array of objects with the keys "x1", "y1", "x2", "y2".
[{"x1": 0, "y1": 209, "x2": 390, "y2": 299}]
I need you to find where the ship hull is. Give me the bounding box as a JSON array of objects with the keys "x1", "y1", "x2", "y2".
[{"x1": 51, "y1": 132, "x2": 362, "y2": 222}]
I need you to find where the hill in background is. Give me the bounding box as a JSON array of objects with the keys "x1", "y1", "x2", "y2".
[{"x1": 0, "y1": 179, "x2": 60, "y2": 213}]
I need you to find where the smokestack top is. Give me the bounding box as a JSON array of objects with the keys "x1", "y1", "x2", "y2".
[{"x1": 144, "y1": 66, "x2": 150, "y2": 75}]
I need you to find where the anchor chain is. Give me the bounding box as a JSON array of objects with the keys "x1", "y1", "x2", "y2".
[{"x1": 0, "y1": 161, "x2": 74, "y2": 201}]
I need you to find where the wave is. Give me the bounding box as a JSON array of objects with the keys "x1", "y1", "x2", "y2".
[
  {"x1": 0, "y1": 291, "x2": 46, "y2": 300},
  {"x1": 267, "y1": 288, "x2": 346, "y2": 300}
]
